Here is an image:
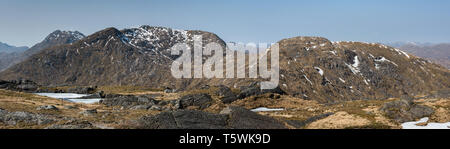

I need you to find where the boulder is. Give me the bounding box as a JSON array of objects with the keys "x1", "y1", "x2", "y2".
[
  {"x1": 149, "y1": 105, "x2": 162, "y2": 111},
  {"x1": 36, "y1": 105, "x2": 59, "y2": 111},
  {"x1": 164, "y1": 87, "x2": 175, "y2": 93},
  {"x1": 100, "y1": 95, "x2": 157, "y2": 109},
  {"x1": 237, "y1": 82, "x2": 285, "y2": 99},
  {"x1": 178, "y1": 93, "x2": 213, "y2": 110},
  {"x1": 215, "y1": 85, "x2": 238, "y2": 104},
  {"x1": 380, "y1": 99, "x2": 434, "y2": 123}
]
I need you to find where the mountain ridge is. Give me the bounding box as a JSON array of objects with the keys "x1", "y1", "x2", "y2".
[
  {"x1": 387, "y1": 42, "x2": 450, "y2": 69},
  {"x1": 0, "y1": 42, "x2": 28, "y2": 53},
  {"x1": 0, "y1": 26, "x2": 226, "y2": 87},
  {"x1": 0, "y1": 30, "x2": 85, "y2": 71},
  {"x1": 0, "y1": 25, "x2": 448, "y2": 103}
]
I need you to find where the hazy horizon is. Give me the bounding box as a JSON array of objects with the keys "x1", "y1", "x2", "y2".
[{"x1": 1, "y1": 0, "x2": 449, "y2": 47}]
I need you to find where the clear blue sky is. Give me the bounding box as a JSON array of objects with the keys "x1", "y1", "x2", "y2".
[{"x1": 1, "y1": 0, "x2": 449, "y2": 47}]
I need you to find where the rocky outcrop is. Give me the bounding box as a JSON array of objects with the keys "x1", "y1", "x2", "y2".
[
  {"x1": 0, "y1": 108, "x2": 55, "y2": 125},
  {"x1": 136, "y1": 110, "x2": 229, "y2": 129},
  {"x1": 178, "y1": 93, "x2": 213, "y2": 110},
  {"x1": 134, "y1": 106, "x2": 287, "y2": 129},
  {"x1": 99, "y1": 95, "x2": 157, "y2": 109},
  {"x1": 215, "y1": 85, "x2": 238, "y2": 104},
  {"x1": 36, "y1": 105, "x2": 58, "y2": 111},
  {"x1": 237, "y1": 82, "x2": 285, "y2": 99},
  {"x1": 380, "y1": 99, "x2": 434, "y2": 123},
  {"x1": 0, "y1": 79, "x2": 39, "y2": 92}
]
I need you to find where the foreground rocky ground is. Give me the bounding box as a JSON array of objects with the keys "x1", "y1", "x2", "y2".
[{"x1": 0, "y1": 81, "x2": 448, "y2": 129}]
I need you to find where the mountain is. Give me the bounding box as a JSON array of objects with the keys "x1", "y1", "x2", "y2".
[
  {"x1": 384, "y1": 41, "x2": 434, "y2": 48},
  {"x1": 0, "y1": 26, "x2": 449, "y2": 103},
  {"x1": 0, "y1": 26, "x2": 225, "y2": 87},
  {"x1": 0, "y1": 42, "x2": 28, "y2": 53},
  {"x1": 201, "y1": 38, "x2": 449, "y2": 103},
  {"x1": 0, "y1": 30, "x2": 85, "y2": 71},
  {"x1": 274, "y1": 39, "x2": 449, "y2": 103},
  {"x1": 386, "y1": 42, "x2": 450, "y2": 69},
  {"x1": 22, "y1": 30, "x2": 85, "y2": 57}
]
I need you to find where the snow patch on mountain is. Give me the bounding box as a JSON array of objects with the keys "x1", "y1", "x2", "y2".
[
  {"x1": 122, "y1": 26, "x2": 188, "y2": 52},
  {"x1": 374, "y1": 56, "x2": 398, "y2": 67},
  {"x1": 346, "y1": 56, "x2": 361, "y2": 75}
]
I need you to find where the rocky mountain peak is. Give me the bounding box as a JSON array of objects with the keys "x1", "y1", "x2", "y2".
[
  {"x1": 24, "y1": 30, "x2": 85, "y2": 56},
  {"x1": 0, "y1": 30, "x2": 85, "y2": 71},
  {"x1": 121, "y1": 26, "x2": 188, "y2": 54},
  {"x1": 44, "y1": 30, "x2": 85, "y2": 44}
]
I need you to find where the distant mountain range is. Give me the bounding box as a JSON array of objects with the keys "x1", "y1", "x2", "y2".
[
  {"x1": 385, "y1": 42, "x2": 450, "y2": 69},
  {"x1": 0, "y1": 30, "x2": 85, "y2": 71},
  {"x1": 0, "y1": 42, "x2": 28, "y2": 53},
  {"x1": 0, "y1": 25, "x2": 448, "y2": 103}
]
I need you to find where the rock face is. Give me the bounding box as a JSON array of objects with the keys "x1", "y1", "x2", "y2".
[
  {"x1": 380, "y1": 99, "x2": 434, "y2": 123},
  {"x1": 134, "y1": 106, "x2": 287, "y2": 129},
  {"x1": 0, "y1": 30, "x2": 84, "y2": 71}
]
